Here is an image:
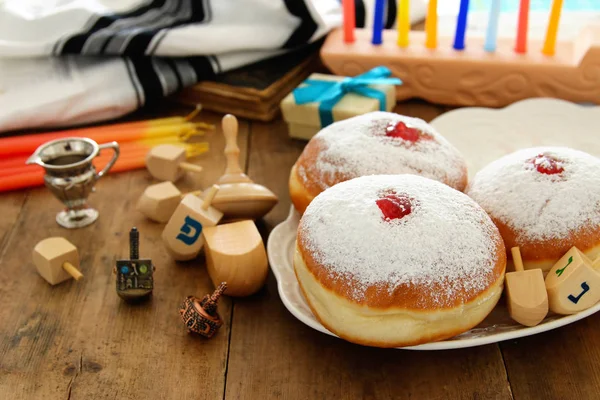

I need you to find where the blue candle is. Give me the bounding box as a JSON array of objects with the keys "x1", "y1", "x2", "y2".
[
  {"x1": 484, "y1": 0, "x2": 502, "y2": 52},
  {"x1": 453, "y1": 0, "x2": 470, "y2": 50},
  {"x1": 372, "y1": 0, "x2": 385, "y2": 45}
]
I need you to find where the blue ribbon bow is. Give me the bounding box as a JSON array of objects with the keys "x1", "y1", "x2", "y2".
[{"x1": 292, "y1": 66, "x2": 402, "y2": 127}]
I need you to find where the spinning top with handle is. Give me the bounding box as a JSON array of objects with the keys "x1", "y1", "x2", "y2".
[
  {"x1": 210, "y1": 115, "x2": 278, "y2": 220},
  {"x1": 32, "y1": 237, "x2": 84, "y2": 285},
  {"x1": 137, "y1": 181, "x2": 203, "y2": 223},
  {"x1": 179, "y1": 282, "x2": 227, "y2": 338},
  {"x1": 145, "y1": 144, "x2": 204, "y2": 182}
]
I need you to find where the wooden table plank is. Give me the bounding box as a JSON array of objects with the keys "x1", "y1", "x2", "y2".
[
  {"x1": 500, "y1": 315, "x2": 600, "y2": 399},
  {"x1": 0, "y1": 110, "x2": 246, "y2": 400},
  {"x1": 224, "y1": 103, "x2": 513, "y2": 400},
  {"x1": 0, "y1": 192, "x2": 28, "y2": 257}
]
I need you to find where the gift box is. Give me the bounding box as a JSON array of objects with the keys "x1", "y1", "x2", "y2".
[{"x1": 280, "y1": 66, "x2": 401, "y2": 140}]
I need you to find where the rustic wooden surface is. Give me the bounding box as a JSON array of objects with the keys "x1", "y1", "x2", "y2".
[{"x1": 1, "y1": 100, "x2": 600, "y2": 400}]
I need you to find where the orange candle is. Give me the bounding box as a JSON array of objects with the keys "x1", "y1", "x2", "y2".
[
  {"x1": 425, "y1": 0, "x2": 438, "y2": 49},
  {"x1": 0, "y1": 123, "x2": 200, "y2": 157},
  {"x1": 515, "y1": 0, "x2": 530, "y2": 54},
  {"x1": 542, "y1": 0, "x2": 564, "y2": 56},
  {"x1": 343, "y1": 0, "x2": 355, "y2": 43},
  {"x1": 0, "y1": 154, "x2": 147, "y2": 192}
]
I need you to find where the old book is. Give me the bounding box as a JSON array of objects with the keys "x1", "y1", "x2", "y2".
[{"x1": 176, "y1": 44, "x2": 321, "y2": 122}]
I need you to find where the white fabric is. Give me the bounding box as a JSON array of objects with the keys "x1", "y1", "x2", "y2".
[{"x1": 0, "y1": 0, "x2": 428, "y2": 133}]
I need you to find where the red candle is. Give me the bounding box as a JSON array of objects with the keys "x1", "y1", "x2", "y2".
[
  {"x1": 515, "y1": 0, "x2": 530, "y2": 54},
  {"x1": 343, "y1": 0, "x2": 355, "y2": 43}
]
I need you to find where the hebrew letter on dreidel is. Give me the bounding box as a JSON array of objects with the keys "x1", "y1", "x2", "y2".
[
  {"x1": 568, "y1": 282, "x2": 590, "y2": 304},
  {"x1": 176, "y1": 216, "x2": 203, "y2": 245},
  {"x1": 556, "y1": 256, "x2": 573, "y2": 277}
]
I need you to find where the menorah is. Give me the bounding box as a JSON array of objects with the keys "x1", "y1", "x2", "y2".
[{"x1": 320, "y1": 0, "x2": 600, "y2": 107}]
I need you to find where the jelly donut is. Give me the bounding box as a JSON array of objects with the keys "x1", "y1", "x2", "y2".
[
  {"x1": 295, "y1": 175, "x2": 506, "y2": 348},
  {"x1": 289, "y1": 112, "x2": 468, "y2": 214},
  {"x1": 467, "y1": 146, "x2": 600, "y2": 273}
]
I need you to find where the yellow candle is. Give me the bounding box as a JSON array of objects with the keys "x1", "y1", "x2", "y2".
[
  {"x1": 425, "y1": 0, "x2": 438, "y2": 49},
  {"x1": 397, "y1": 0, "x2": 410, "y2": 47},
  {"x1": 542, "y1": 0, "x2": 564, "y2": 56}
]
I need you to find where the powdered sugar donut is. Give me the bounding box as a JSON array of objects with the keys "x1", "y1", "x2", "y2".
[
  {"x1": 467, "y1": 146, "x2": 600, "y2": 273},
  {"x1": 295, "y1": 175, "x2": 506, "y2": 348},
  {"x1": 289, "y1": 111, "x2": 468, "y2": 214}
]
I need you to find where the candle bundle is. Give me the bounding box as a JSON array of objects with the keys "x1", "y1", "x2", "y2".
[
  {"x1": 0, "y1": 142, "x2": 208, "y2": 193},
  {"x1": 0, "y1": 107, "x2": 212, "y2": 192}
]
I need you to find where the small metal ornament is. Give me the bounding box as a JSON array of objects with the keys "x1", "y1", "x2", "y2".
[
  {"x1": 26, "y1": 137, "x2": 119, "y2": 228},
  {"x1": 115, "y1": 227, "x2": 155, "y2": 301},
  {"x1": 179, "y1": 282, "x2": 227, "y2": 338}
]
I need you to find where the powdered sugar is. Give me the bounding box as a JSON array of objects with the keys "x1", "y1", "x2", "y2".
[
  {"x1": 467, "y1": 147, "x2": 600, "y2": 242},
  {"x1": 301, "y1": 112, "x2": 467, "y2": 191},
  {"x1": 299, "y1": 175, "x2": 501, "y2": 307}
]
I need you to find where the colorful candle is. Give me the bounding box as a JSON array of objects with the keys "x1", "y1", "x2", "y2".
[
  {"x1": 0, "y1": 142, "x2": 208, "y2": 192},
  {"x1": 342, "y1": 0, "x2": 355, "y2": 43},
  {"x1": 453, "y1": 0, "x2": 469, "y2": 51},
  {"x1": 0, "y1": 123, "x2": 200, "y2": 157},
  {"x1": 515, "y1": 0, "x2": 530, "y2": 54},
  {"x1": 397, "y1": 0, "x2": 410, "y2": 47},
  {"x1": 372, "y1": 0, "x2": 385, "y2": 45},
  {"x1": 484, "y1": 0, "x2": 502, "y2": 52},
  {"x1": 542, "y1": 0, "x2": 564, "y2": 56},
  {"x1": 425, "y1": 0, "x2": 438, "y2": 49}
]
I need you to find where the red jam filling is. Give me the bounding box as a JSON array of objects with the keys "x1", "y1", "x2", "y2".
[
  {"x1": 385, "y1": 121, "x2": 421, "y2": 142},
  {"x1": 529, "y1": 154, "x2": 564, "y2": 175},
  {"x1": 376, "y1": 192, "x2": 412, "y2": 221}
]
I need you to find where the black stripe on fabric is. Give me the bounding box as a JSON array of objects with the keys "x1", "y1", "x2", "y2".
[
  {"x1": 385, "y1": 0, "x2": 396, "y2": 29},
  {"x1": 124, "y1": 0, "x2": 207, "y2": 56},
  {"x1": 97, "y1": 0, "x2": 180, "y2": 55},
  {"x1": 281, "y1": 0, "x2": 318, "y2": 48},
  {"x1": 124, "y1": 58, "x2": 143, "y2": 107},
  {"x1": 205, "y1": 0, "x2": 212, "y2": 23},
  {"x1": 165, "y1": 59, "x2": 183, "y2": 91},
  {"x1": 61, "y1": 0, "x2": 167, "y2": 54},
  {"x1": 129, "y1": 57, "x2": 165, "y2": 105},
  {"x1": 187, "y1": 57, "x2": 216, "y2": 82},
  {"x1": 146, "y1": 0, "x2": 211, "y2": 55},
  {"x1": 355, "y1": 0, "x2": 366, "y2": 28},
  {"x1": 146, "y1": 29, "x2": 169, "y2": 55},
  {"x1": 210, "y1": 55, "x2": 222, "y2": 74}
]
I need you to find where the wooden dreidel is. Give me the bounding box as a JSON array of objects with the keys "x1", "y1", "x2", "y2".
[
  {"x1": 211, "y1": 114, "x2": 278, "y2": 220},
  {"x1": 545, "y1": 246, "x2": 600, "y2": 315},
  {"x1": 203, "y1": 220, "x2": 268, "y2": 296},
  {"x1": 145, "y1": 144, "x2": 204, "y2": 182},
  {"x1": 32, "y1": 237, "x2": 83, "y2": 285},
  {"x1": 505, "y1": 247, "x2": 548, "y2": 326},
  {"x1": 162, "y1": 185, "x2": 223, "y2": 261},
  {"x1": 137, "y1": 181, "x2": 203, "y2": 223},
  {"x1": 179, "y1": 282, "x2": 227, "y2": 338}
]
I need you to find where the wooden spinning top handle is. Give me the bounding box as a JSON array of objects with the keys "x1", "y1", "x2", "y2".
[
  {"x1": 511, "y1": 247, "x2": 525, "y2": 272},
  {"x1": 202, "y1": 185, "x2": 220, "y2": 210},
  {"x1": 219, "y1": 114, "x2": 251, "y2": 184},
  {"x1": 63, "y1": 261, "x2": 83, "y2": 281}
]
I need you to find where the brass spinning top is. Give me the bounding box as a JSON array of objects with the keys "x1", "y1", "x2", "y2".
[{"x1": 179, "y1": 282, "x2": 227, "y2": 338}]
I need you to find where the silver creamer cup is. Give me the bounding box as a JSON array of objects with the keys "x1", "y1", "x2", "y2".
[{"x1": 26, "y1": 137, "x2": 120, "y2": 228}]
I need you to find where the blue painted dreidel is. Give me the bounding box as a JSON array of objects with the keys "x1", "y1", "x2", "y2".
[
  {"x1": 545, "y1": 246, "x2": 600, "y2": 315},
  {"x1": 162, "y1": 185, "x2": 223, "y2": 261}
]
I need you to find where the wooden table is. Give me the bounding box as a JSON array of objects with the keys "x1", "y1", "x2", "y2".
[{"x1": 1, "y1": 101, "x2": 600, "y2": 400}]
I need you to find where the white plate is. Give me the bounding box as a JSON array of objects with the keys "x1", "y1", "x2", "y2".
[{"x1": 267, "y1": 98, "x2": 600, "y2": 350}]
